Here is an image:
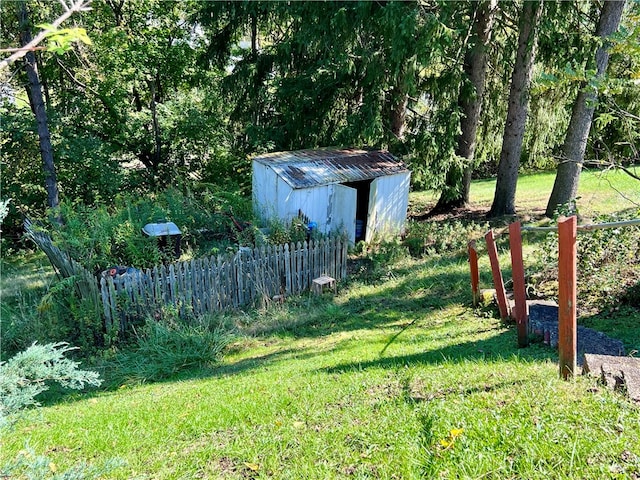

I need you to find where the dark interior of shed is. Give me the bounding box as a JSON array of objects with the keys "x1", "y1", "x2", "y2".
[{"x1": 344, "y1": 179, "x2": 372, "y2": 242}]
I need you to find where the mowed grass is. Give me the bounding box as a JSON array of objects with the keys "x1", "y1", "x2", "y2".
[
  {"x1": 410, "y1": 167, "x2": 640, "y2": 217},
  {"x1": 2, "y1": 169, "x2": 640, "y2": 479}
]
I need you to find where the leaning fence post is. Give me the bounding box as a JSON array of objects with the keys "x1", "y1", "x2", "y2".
[
  {"x1": 484, "y1": 230, "x2": 510, "y2": 320},
  {"x1": 468, "y1": 240, "x2": 480, "y2": 306},
  {"x1": 509, "y1": 222, "x2": 529, "y2": 347},
  {"x1": 558, "y1": 215, "x2": 577, "y2": 380}
]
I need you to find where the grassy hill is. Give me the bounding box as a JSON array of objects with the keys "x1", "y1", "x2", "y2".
[{"x1": 1, "y1": 169, "x2": 639, "y2": 479}]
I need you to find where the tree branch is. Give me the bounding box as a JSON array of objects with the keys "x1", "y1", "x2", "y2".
[{"x1": 0, "y1": 0, "x2": 91, "y2": 71}]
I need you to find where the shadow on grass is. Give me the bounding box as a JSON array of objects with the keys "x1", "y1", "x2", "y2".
[
  {"x1": 39, "y1": 253, "x2": 559, "y2": 407},
  {"x1": 248, "y1": 254, "x2": 479, "y2": 340},
  {"x1": 322, "y1": 328, "x2": 557, "y2": 375}
]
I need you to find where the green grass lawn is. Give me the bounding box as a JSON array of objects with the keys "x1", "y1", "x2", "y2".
[
  {"x1": 2, "y1": 255, "x2": 639, "y2": 479},
  {"x1": 2, "y1": 169, "x2": 639, "y2": 479},
  {"x1": 410, "y1": 167, "x2": 640, "y2": 218}
]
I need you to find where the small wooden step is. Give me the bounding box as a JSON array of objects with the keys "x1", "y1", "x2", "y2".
[{"x1": 312, "y1": 275, "x2": 336, "y2": 295}]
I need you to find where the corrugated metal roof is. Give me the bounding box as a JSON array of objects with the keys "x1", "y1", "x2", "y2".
[{"x1": 252, "y1": 148, "x2": 409, "y2": 189}]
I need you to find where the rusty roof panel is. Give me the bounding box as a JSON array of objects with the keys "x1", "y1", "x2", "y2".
[{"x1": 253, "y1": 148, "x2": 409, "y2": 189}]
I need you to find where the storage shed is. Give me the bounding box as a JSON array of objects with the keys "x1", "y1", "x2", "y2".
[{"x1": 252, "y1": 148, "x2": 411, "y2": 243}]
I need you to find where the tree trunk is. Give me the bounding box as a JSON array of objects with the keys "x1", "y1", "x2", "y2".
[
  {"x1": 488, "y1": 0, "x2": 543, "y2": 218},
  {"x1": 149, "y1": 78, "x2": 162, "y2": 170},
  {"x1": 19, "y1": 2, "x2": 60, "y2": 210},
  {"x1": 432, "y1": 0, "x2": 497, "y2": 213},
  {"x1": 251, "y1": 12, "x2": 259, "y2": 57},
  {"x1": 389, "y1": 90, "x2": 408, "y2": 140},
  {"x1": 545, "y1": 0, "x2": 626, "y2": 217}
]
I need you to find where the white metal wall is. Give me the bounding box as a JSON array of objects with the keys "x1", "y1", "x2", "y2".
[
  {"x1": 252, "y1": 162, "x2": 280, "y2": 222},
  {"x1": 328, "y1": 184, "x2": 357, "y2": 243},
  {"x1": 253, "y1": 161, "x2": 332, "y2": 232},
  {"x1": 286, "y1": 185, "x2": 331, "y2": 233},
  {"x1": 365, "y1": 172, "x2": 411, "y2": 242}
]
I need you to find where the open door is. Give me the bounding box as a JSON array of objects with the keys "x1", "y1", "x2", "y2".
[
  {"x1": 365, "y1": 173, "x2": 411, "y2": 242},
  {"x1": 330, "y1": 184, "x2": 357, "y2": 243}
]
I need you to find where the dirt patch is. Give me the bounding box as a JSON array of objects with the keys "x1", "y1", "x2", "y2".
[{"x1": 409, "y1": 204, "x2": 546, "y2": 225}]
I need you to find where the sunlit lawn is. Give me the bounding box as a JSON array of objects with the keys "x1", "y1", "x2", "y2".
[
  {"x1": 411, "y1": 167, "x2": 640, "y2": 218},
  {"x1": 2, "y1": 170, "x2": 639, "y2": 479}
]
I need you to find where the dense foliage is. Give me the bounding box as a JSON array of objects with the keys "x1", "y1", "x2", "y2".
[
  {"x1": 0, "y1": 341, "x2": 101, "y2": 427},
  {"x1": 530, "y1": 211, "x2": 640, "y2": 315},
  {"x1": 2, "y1": 0, "x2": 639, "y2": 232}
]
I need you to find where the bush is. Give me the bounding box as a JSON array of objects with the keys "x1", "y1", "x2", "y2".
[
  {"x1": 265, "y1": 216, "x2": 311, "y2": 245},
  {"x1": 0, "y1": 344, "x2": 119, "y2": 479},
  {"x1": 1, "y1": 449, "x2": 123, "y2": 480},
  {"x1": 529, "y1": 212, "x2": 640, "y2": 313},
  {"x1": 0, "y1": 342, "x2": 102, "y2": 428},
  {"x1": 44, "y1": 187, "x2": 254, "y2": 272}
]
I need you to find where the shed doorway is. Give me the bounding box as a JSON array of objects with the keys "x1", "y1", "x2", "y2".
[{"x1": 344, "y1": 180, "x2": 372, "y2": 242}]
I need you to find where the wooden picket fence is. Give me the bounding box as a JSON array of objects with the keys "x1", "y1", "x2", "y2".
[
  {"x1": 100, "y1": 237, "x2": 348, "y2": 334},
  {"x1": 24, "y1": 218, "x2": 348, "y2": 337}
]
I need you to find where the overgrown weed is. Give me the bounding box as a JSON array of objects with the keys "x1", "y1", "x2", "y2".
[{"x1": 101, "y1": 308, "x2": 234, "y2": 386}]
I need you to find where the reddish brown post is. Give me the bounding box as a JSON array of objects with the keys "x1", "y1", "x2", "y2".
[
  {"x1": 484, "y1": 230, "x2": 510, "y2": 320},
  {"x1": 468, "y1": 240, "x2": 480, "y2": 306},
  {"x1": 558, "y1": 215, "x2": 577, "y2": 379},
  {"x1": 509, "y1": 222, "x2": 529, "y2": 347}
]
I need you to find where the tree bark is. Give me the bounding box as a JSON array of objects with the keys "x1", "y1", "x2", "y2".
[
  {"x1": 545, "y1": 0, "x2": 626, "y2": 217},
  {"x1": 389, "y1": 90, "x2": 408, "y2": 140},
  {"x1": 488, "y1": 0, "x2": 543, "y2": 218},
  {"x1": 19, "y1": 2, "x2": 60, "y2": 210},
  {"x1": 432, "y1": 0, "x2": 497, "y2": 213},
  {"x1": 149, "y1": 78, "x2": 162, "y2": 171}
]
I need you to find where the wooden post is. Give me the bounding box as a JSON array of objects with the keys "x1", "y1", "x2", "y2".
[
  {"x1": 468, "y1": 240, "x2": 480, "y2": 306},
  {"x1": 558, "y1": 215, "x2": 577, "y2": 380},
  {"x1": 509, "y1": 222, "x2": 529, "y2": 347},
  {"x1": 484, "y1": 230, "x2": 510, "y2": 320}
]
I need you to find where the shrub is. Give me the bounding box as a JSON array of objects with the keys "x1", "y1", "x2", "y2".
[
  {"x1": 0, "y1": 344, "x2": 119, "y2": 479},
  {"x1": 45, "y1": 187, "x2": 254, "y2": 273},
  {"x1": 0, "y1": 342, "x2": 102, "y2": 428},
  {"x1": 1, "y1": 448, "x2": 123, "y2": 480},
  {"x1": 264, "y1": 216, "x2": 310, "y2": 245},
  {"x1": 529, "y1": 212, "x2": 640, "y2": 313}
]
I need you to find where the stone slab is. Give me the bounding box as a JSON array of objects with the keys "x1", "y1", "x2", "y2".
[
  {"x1": 583, "y1": 354, "x2": 640, "y2": 403},
  {"x1": 621, "y1": 369, "x2": 640, "y2": 403},
  {"x1": 583, "y1": 354, "x2": 640, "y2": 375}
]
